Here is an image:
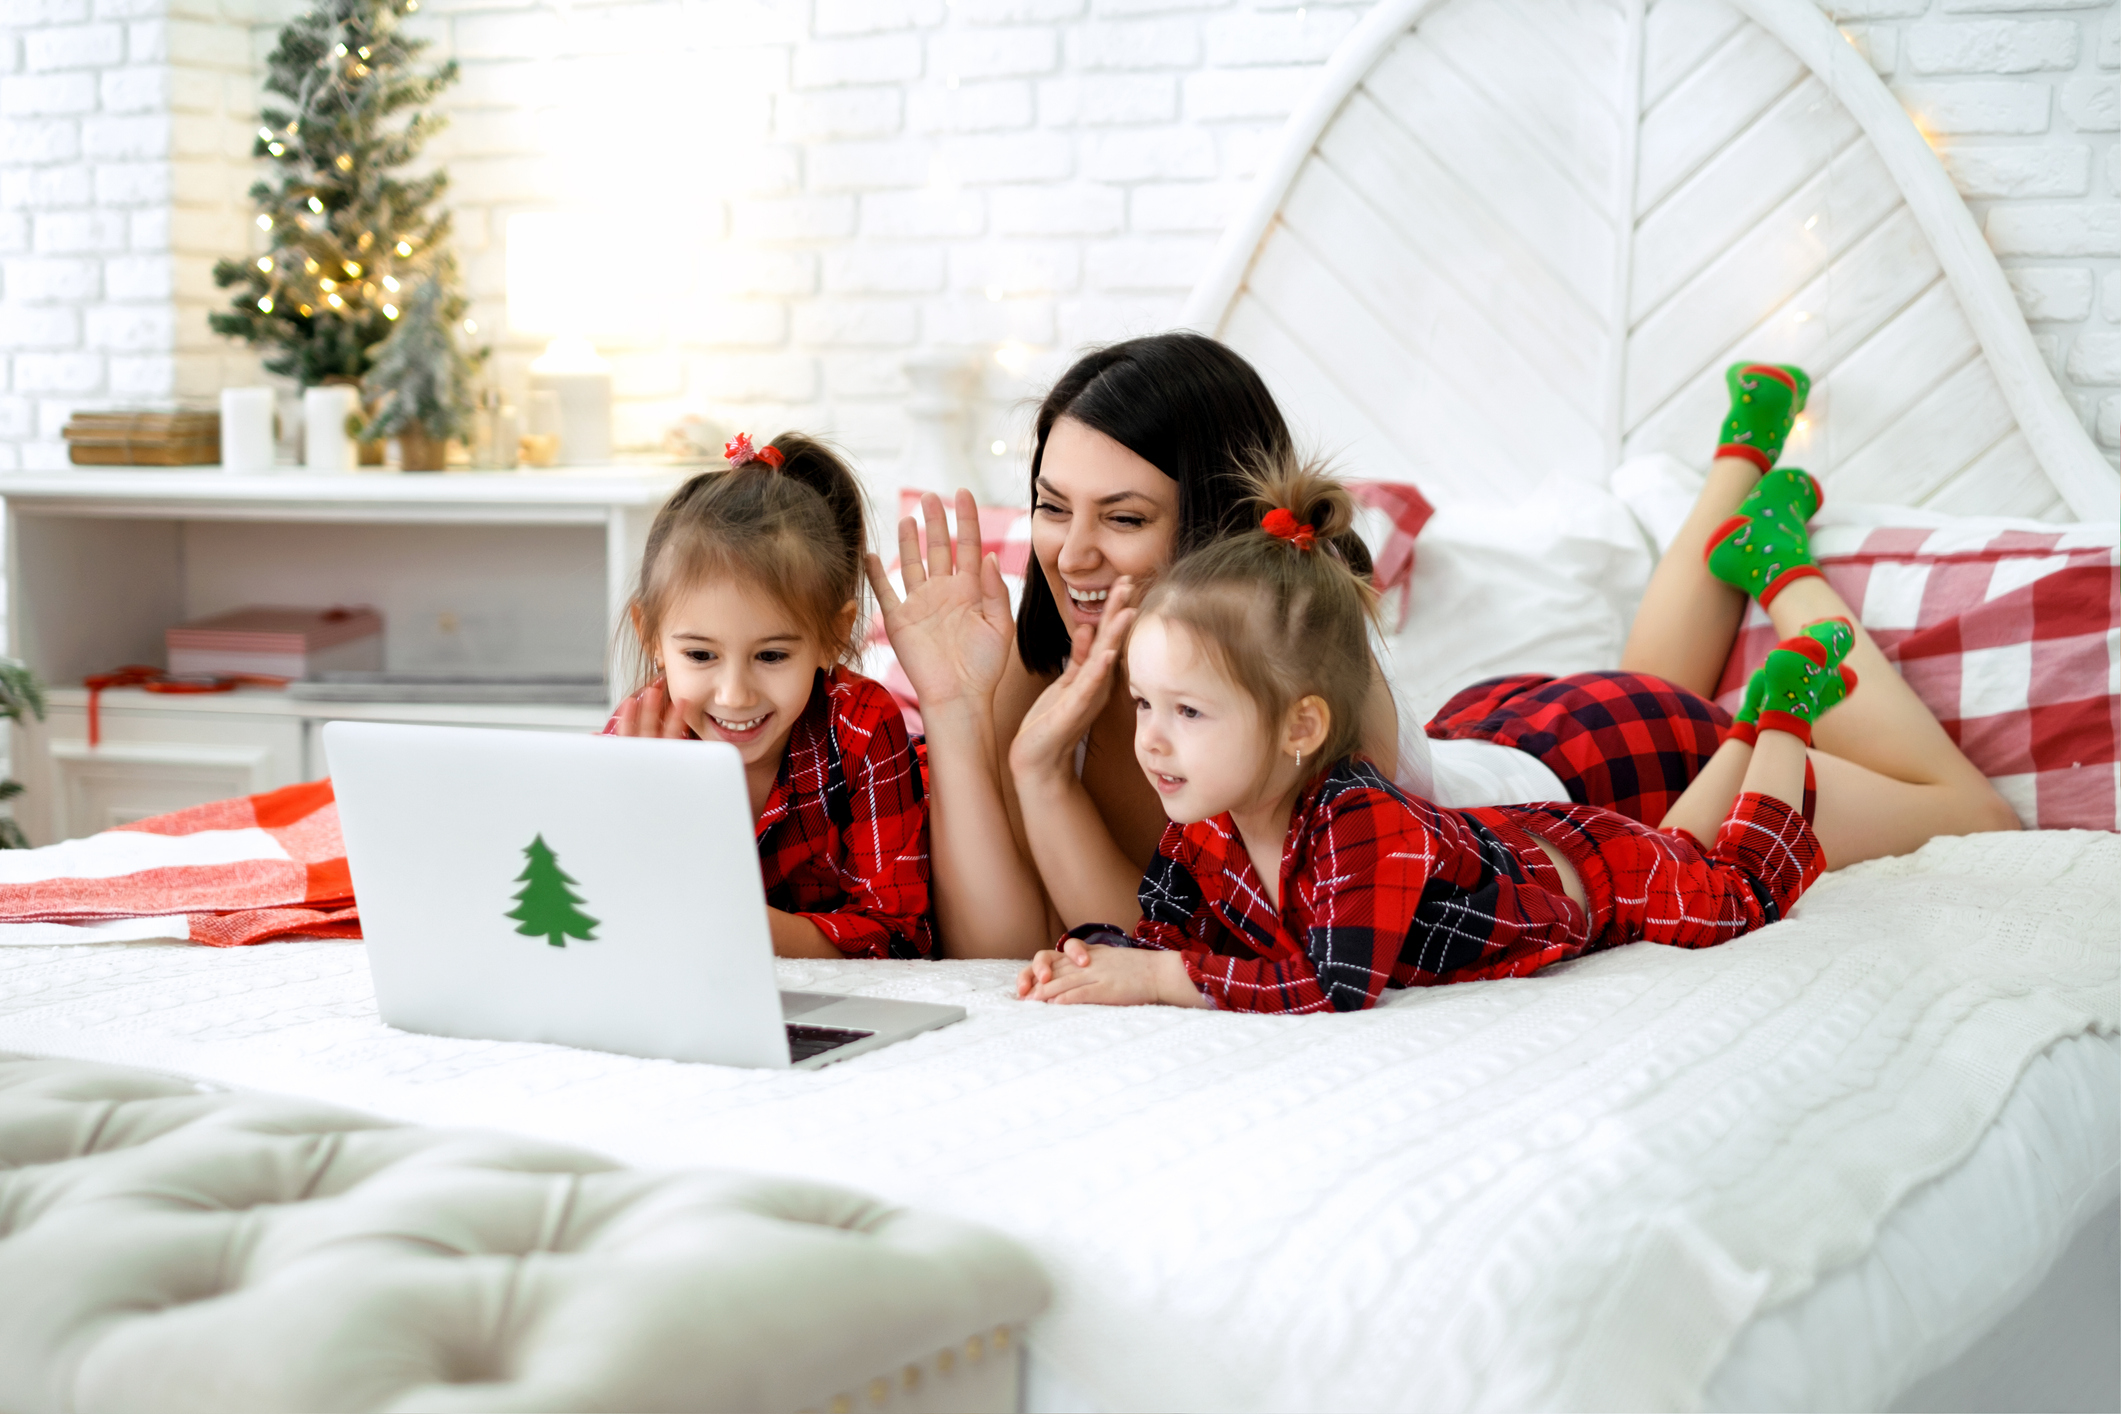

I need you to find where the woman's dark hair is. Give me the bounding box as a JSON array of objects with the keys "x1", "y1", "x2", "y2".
[
  {"x1": 623, "y1": 432, "x2": 868, "y2": 690},
  {"x1": 1016, "y1": 332, "x2": 1371, "y2": 675}
]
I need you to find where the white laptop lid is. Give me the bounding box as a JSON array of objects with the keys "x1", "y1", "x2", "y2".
[{"x1": 324, "y1": 721, "x2": 790, "y2": 1067}]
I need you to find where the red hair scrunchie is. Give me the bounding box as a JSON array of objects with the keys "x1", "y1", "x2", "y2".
[
  {"x1": 724, "y1": 432, "x2": 784, "y2": 469},
  {"x1": 1262, "y1": 507, "x2": 1316, "y2": 551}
]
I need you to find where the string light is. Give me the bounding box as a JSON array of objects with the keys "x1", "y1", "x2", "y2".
[
  {"x1": 357, "y1": 46, "x2": 370, "y2": 58},
  {"x1": 383, "y1": 304, "x2": 399, "y2": 319},
  {"x1": 463, "y1": 319, "x2": 477, "y2": 333},
  {"x1": 268, "y1": 142, "x2": 285, "y2": 156},
  {"x1": 257, "y1": 126, "x2": 273, "y2": 141},
  {"x1": 336, "y1": 153, "x2": 353, "y2": 170},
  {"x1": 382, "y1": 275, "x2": 399, "y2": 291},
  {"x1": 299, "y1": 303, "x2": 313, "y2": 316},
  {"x1": 285, "y1": 121, "x2": 298, "y2": 134},
  {"x1": 334, "y1": 42, "x2": 347, "y2": 54},
  {"x1": 256, "y1": 256, "x2": 273, "y2": 271},
  {"x1": 319, "y1": 277, "x2": 337, "y2": 290},
  {"x1": 307, "y1": 196, "x2": 323, "y2": 213},
  {"x1": 396, "y1": 241, "x2": 412, "y2": 256},
  {"x1": 257, "y1": 214, "x2": 272, "y2": 230},
  {"x1": 258, "y1": 296, "x2": 273, "y2": 312},
  {"x1": 344, "y1": 261, "x2": 361, "y2": 276},
  {"x1": 327, "y1": 292, "x2": 344, "y2": 308},
  {"x1": 304, "y1": 258, "x2": 320, "y2": 273}
]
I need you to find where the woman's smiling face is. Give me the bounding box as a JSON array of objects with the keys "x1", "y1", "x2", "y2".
[{"x1": 1030, "y1": 417, "x2": 1179, "y2": 634}]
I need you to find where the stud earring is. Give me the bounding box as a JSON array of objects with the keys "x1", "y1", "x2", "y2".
[{"x1": 1295, "y1": 748, "x2": 1303, "y2": 771}]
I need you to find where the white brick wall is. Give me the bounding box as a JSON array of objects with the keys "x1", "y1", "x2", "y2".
[
  {"x1": 1848, "y1": 0, "x2": 2119, "y2": 456},
  {"x1": 4, "y1": 0, "x2": 2117, "y2": 490}
]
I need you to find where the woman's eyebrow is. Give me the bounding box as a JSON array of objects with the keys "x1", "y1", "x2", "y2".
[{"x1": 1036, "y1": 476, "x2": 1153, "y2": 507}]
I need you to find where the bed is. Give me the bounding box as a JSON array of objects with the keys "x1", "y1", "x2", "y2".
[{"x1": 3, "y1": 0, "x2": 2118, "y2": 1409}]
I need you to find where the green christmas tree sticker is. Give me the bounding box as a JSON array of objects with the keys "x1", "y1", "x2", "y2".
[{"x1": 506, "y1": 834, "x2": 599, "y2": 948}]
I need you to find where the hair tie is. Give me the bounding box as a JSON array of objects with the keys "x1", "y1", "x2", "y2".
[
  {"x1": 724, "y1": 432, "x2": 784, "y2": 470},
  {"x1": 1262, "y1": 507, "x2": 1316, "y2": 551}
]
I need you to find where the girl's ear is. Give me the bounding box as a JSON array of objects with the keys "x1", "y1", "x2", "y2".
[
  {"x1": 1286, "y1": 695, "x2": 1331, "y2": 760},
  {"x1": 832, "y1": 598, "x2": 859, "y2": 656}
]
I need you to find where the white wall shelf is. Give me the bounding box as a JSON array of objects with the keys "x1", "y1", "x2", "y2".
[{"x1": 3, "y1": 466, "x2": 687, "y2": 844}]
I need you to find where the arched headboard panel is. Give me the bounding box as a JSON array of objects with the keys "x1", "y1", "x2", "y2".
[{"x1": 1182, "y1": 0, "x2": 2119, "y2": 523}]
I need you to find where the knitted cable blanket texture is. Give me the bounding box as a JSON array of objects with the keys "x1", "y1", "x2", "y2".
[{"x1": 0, "y1": 830, "x2": 2113, "y2": 1412}]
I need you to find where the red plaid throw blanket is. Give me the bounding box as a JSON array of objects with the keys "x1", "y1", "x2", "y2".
[{"x1": 0, "y1": 780, "x2": 358, "y2": 946}]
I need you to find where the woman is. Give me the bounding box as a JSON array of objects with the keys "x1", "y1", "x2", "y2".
[{"x1": 869, "y1": 336, "x2": 2016, "y2": 958}]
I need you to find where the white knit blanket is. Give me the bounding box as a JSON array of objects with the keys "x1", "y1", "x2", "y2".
[{"x1": 1, "y1": 830, "x2": 2114, "y2": 1412}]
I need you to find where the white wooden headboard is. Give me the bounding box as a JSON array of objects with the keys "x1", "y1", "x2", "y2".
[{"x1": 1181, "y1": 0, "x2": 2120, "y2": 524}]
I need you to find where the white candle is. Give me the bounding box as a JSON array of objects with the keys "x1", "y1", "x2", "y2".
[
  {"x1": 303, "y1": 385, "x2": 359, "y2": 473},
  {"x1": 219, "y1": 386, "x2": 276, "y2": 473}
]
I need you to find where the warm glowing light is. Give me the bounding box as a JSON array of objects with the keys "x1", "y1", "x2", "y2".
[
  {"x1": 286, "y1": 121, "x2": 298, "y2": 134},
  {"x1": 268, "y1": 142, "x2": 284, "y2": 156},
  {"x1": 396, "y1": 241, "x2": 412, "y2": 256},
  {"x1": 327, "y1": 292, "x2": 344, "y2": 308},
  {"x1": 336, "y1": 153, "x2": 353, "y2": 171},
  {"x1": 299, "y1": 303, "x2": 313, "y2": 316},
  {"x1": 258, "y1": 126, "x2": 273, "y2": 141},
  {"x1": 334, "y1": 42, "x2": 347, "y2": 54},
  {"x1": 1792, "y1": 310, "x2": 1810, "y2": 322},
  {"x1": 258, "y1": 296, "x2": 273, "y2": 312},
  {"x1": 257, "y1": 214, "x2": 272, "y2": 230},
  {"x1": 990, "y1": 440, "x2": 1007, "y2": 456},
  {"x1": 383, "y1": 303, "x2": 399, "y2": 319},
  {"x1": 994, "y1": 342, "x2": 1033, "y2": 375},
  {"x1": 1795, "y1": 416, "x2": 1811, "y2": 432},
  {"x1": 353, "y1": 64, "x2": 368, "y2": 76},
  {"x1": 344, "y1": 261, "x2": 361, "y2": 276},
  {"x1": 320, "y1": 277, "x2": 337, "y2": 290},
  {"x1": 1804, "y1": 214, "x2": 1819, "y2": 230},
  {"x1": 308, "y1": 196, "x2": 324, "y2": 213},
  {"x1": 382, "y1": 275, "x2": 399, "y2": 291},
  {"x1": 256, "y1": 256, "x2": 273, "y2": 271},
  {"x1": 357, "y1": 46, "x2": 371, "y2": 58},
  {"x1": 304, "y1": 258, "x2": 320, "y2": 273},
  {"x1": 463, "y1": 319, "x2": 478, "y2": 334}
]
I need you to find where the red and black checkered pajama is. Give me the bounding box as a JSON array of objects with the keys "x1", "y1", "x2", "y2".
[
  {"x1": 1427, "y1": 670, "x2": 1816, "y2": 825},
  {"x1": 1510, "y1": 793, "x2": 1824, "y2": 949}
]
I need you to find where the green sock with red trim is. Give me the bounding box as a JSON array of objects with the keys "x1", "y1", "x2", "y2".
[
  {"x1": 1716, "y1": 362, "x2": 1811, "y2": 471},
  {"x1": 1705, "y1": 465, "x2": 1826, "y2": 607},
  {"x1": 1752, "y1": 617, "x2": 1858, "y2": 747}
]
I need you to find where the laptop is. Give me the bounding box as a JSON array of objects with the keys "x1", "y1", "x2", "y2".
[{"x1": 323, "y1": 721, "x2": 963, "y2": 1069}]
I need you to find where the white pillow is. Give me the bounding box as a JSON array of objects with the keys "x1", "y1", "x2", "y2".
[{"x1": 1378, "y1": 476, "x2": 1654, "y2": 725}]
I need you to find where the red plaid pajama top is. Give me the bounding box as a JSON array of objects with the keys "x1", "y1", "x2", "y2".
[
  {"x1": 604, "y1": 667, "x2": 934, "y2": 959},
  {"x1": 1101, "y1": 757, "x2": 1823, "y2": 1015}
]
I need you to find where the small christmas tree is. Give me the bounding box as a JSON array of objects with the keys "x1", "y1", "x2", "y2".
[
  {"x1": 361, "y1": 248, "x2": 481, "y2": 463},
  {"x1": 506, "y1": 834, "x2": 599, "y2": 948},
  {"x1": 209, "y1": 0, "x2": 459, "y2": 386},
  {"x1": 0, "y1": 658, "x2": 47, "y2": 850}
]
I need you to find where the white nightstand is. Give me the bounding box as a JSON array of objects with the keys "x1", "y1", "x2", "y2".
[{"x1": 2, "y1": 466, "x2": 689, "y2": 845}]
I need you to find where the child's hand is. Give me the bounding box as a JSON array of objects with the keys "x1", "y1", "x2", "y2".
[
  {"x1": 610, "y1": 680, "x2": 694, "y2": 739},
  {"x1": 1016, "y1": 938, "x2": 1207, "y2": 1008}
]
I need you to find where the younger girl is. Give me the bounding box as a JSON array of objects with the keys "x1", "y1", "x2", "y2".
[
  {"x1": 1016, "y1": 459, "x2": 1873, "y2": 1013},
  {"x1": 608, "y1": 432, "x2": 933, "y2": 961}
]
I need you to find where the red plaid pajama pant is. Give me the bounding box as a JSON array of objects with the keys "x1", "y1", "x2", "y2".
[
  {"x1": 1426, "y1": 671, "x2": 1813, "y2": 825},
  {"x1": 1517, "y1": 793, "x2": 1825, "y2": 949}
]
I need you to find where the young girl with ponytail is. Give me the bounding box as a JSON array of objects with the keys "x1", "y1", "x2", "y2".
[
  {"x1": 607, "y1": 433, "x2": 933, "y2": 961},
  {"x1": 1015, "y1": 456, "x2": 1950, "y2": 1015}
]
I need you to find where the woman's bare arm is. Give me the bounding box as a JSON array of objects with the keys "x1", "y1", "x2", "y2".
[{"x1": 866, "y1": 492, "x2": 1056, "y2": 959}]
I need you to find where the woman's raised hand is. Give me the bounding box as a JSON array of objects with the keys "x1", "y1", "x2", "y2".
[
  {"x1": 609, "y1": 680, "x2": 693, "y2": 738},
  {"x1": 864, "y1": 489, "x2": 1015, "y2": 711},
  {"x1": 1008, "y1": 576, "x2": 1140, "y2": 783}
]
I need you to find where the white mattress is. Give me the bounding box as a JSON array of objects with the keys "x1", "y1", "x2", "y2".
[{"x1": 1, "y1": 829, "x2": 2114, "y2": 1412}]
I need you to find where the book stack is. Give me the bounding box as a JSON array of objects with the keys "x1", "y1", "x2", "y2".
[
  {"x1": 63, "y1": 410, "x2": 221, "y2": 466},
  {"x1": 166, "y1": 606, "x2": 384, "y2": 680}
]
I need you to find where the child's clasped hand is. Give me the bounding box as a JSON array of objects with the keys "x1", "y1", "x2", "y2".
[{"x1": 1016, "y1": 937, "x2": 1209, "y2": 1008}]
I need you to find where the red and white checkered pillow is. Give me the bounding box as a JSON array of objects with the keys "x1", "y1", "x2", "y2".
[
  {"x1": 861, "y1": 483, "x2": 1436, "y2": 733},
  {"x1": 1713, "y1": 518, "x2": 2120, "y2": 832}
]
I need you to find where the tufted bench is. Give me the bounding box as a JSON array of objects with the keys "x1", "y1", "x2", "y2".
[{"x1": 0, "y1": 1054, "x2": 1049, "y2": 1414}]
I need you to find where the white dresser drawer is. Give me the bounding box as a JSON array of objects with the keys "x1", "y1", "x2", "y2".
[{"x1": 22, "y1": 705, "x2": 305, "y2": 843}]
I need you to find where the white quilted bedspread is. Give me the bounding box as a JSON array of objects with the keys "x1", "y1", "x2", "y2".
[{"x1": 2, "y1": 831, "x2": 2115, "y2": 1413}]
